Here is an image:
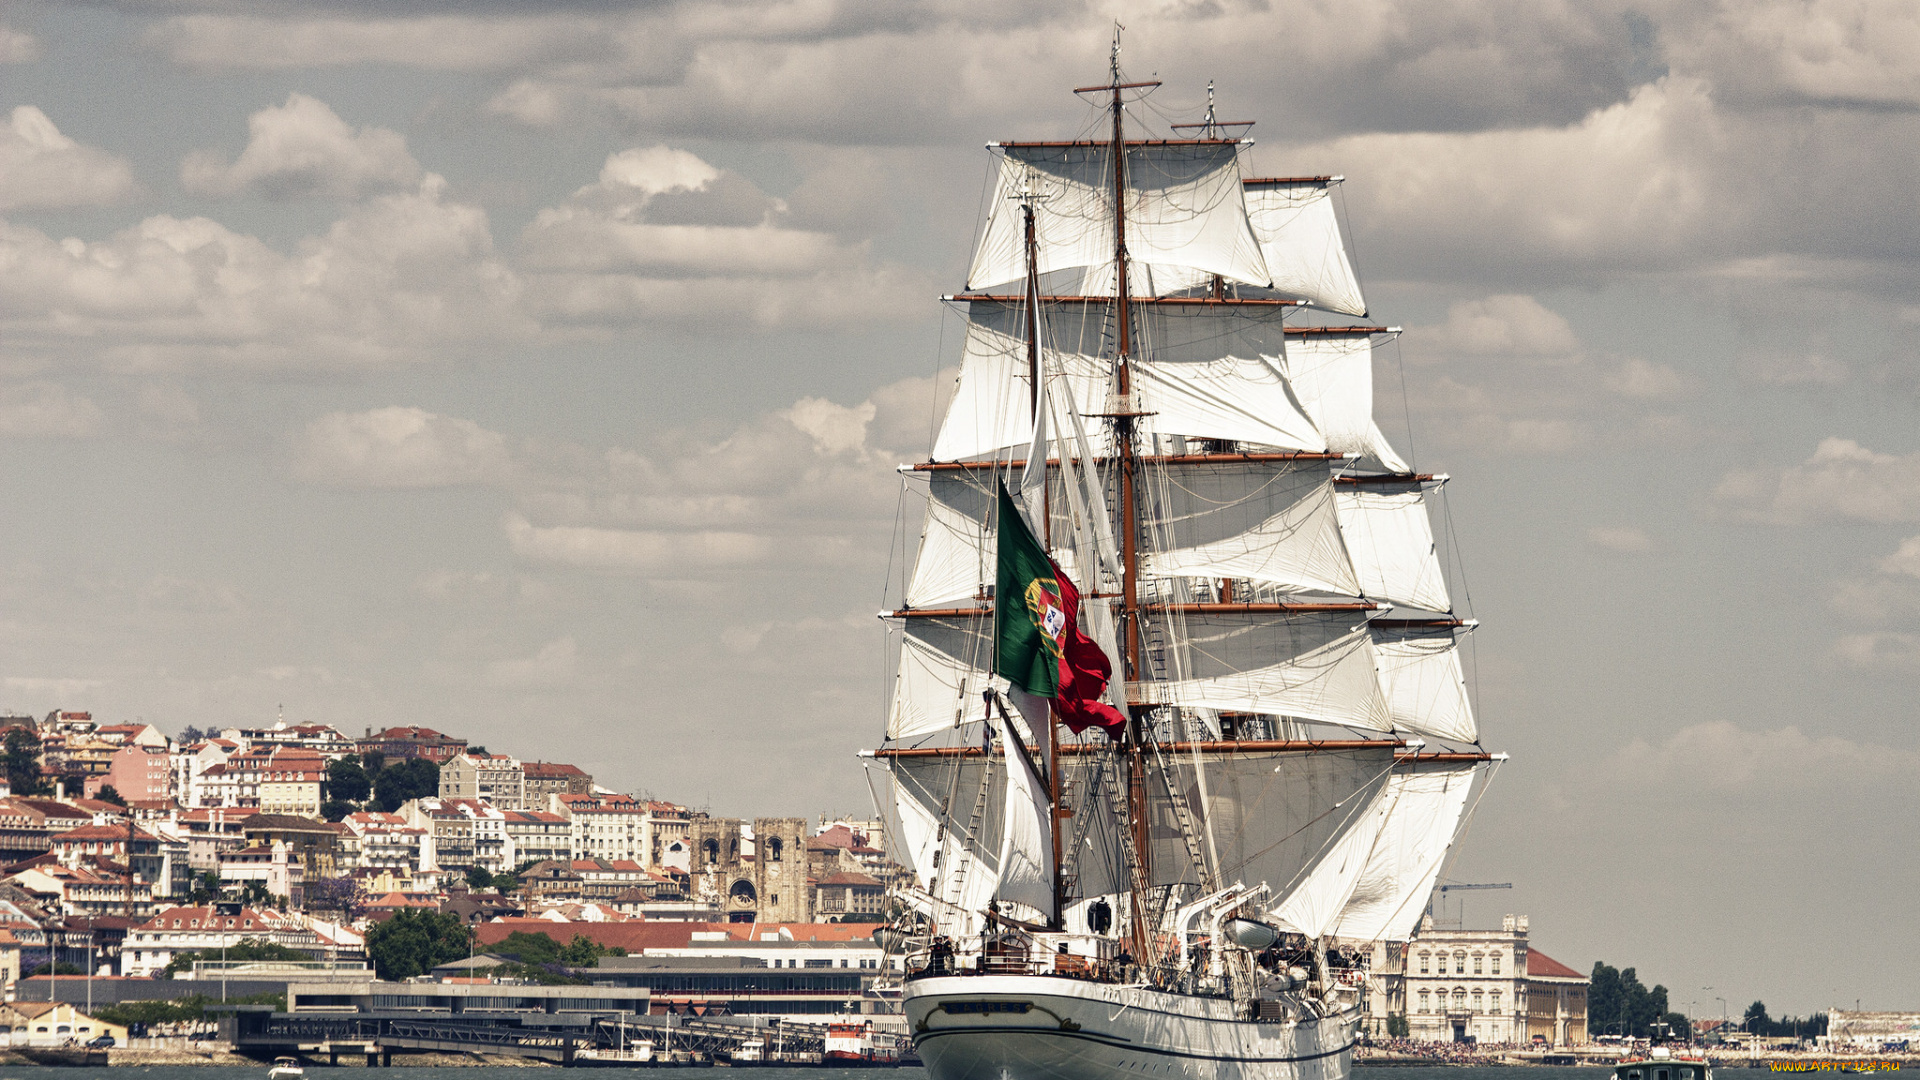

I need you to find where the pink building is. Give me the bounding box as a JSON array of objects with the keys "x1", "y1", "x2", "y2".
[{"x1": 85, "y1": 745, "x2": 171, "y2": 803}]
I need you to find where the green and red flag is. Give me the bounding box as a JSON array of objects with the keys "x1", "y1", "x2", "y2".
[{"x1": 993, "y1": 482, "x2": 1128, "y2": 738}]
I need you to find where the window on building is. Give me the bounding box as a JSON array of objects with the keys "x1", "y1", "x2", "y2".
[
  {"x1": 1452, "y1": 988, "x2": 1466, "y2": 1010},
  {"x1": 1490, "y1": 990, "x2": 1502, "y2": 1014},
  {"x1": 768, "y1": 837, "x2": 783, "y2": 862},
  {"x1": 1491, "y1": 953, "x2": 1501, "y2": 974},
  {"x1": 1471, "y1": 990, "x2": 1483, "y2": 1013},
  {"x1": 1474, "y1": 954, "x2": 1483, "y2": 975},
  {"x1": 1454, "y1": 952, "x2": 1466, "y2": 974},
  {"x1": 1418, "y1": 990, "x2": 1430, "y2": 1013},
  {"x1": 1418, "y1": 952, "x2": 1429, "y2": 974}
]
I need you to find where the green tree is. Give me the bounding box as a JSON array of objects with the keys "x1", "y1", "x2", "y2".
[
  {"x1": 189, "y1": 871, "x2": 220, "y2": 905},
  {"x1": 96, "y1": 784, "x2": 127, "y2": 806},
  {"x1": 465, "y1": 866, "x2": 494, "y2": 890},
  {"x1": 319, "y1": 799, "x2": 356, "y2": 822},
  {"x1": 26, "y1": 961, "x2": 83, "y2": 976},
  {"x1": 1386, "y1": 1014, "x2": 1410, "y2": 1038},
  {"x1": 3, "y1": 727, "x2": 48, "y2": 796},
  {"x1": 326, "y1": 758, "x2": 372, "y2": 803},
  {"x1": 1745, "y1": 1001, "x2": 1771, "y2": 1033},
  {"x1": 366, "y1": 908, "x2": 471, "y2": 980},
  {"x1": 1589, "y1": 962, "x2": 1669, "y2": 1039},
  {"x1": 374, "y1": 758, "x2": 439, "y2": 812}
]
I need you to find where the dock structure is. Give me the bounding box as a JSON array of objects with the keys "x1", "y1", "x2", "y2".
[{"x1": 219, "y1": 980, "x2": 859, "y2": 1066}]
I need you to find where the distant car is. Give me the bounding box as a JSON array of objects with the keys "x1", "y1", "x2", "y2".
[
  {"x1": 189, "y1": 1031, "x2": 219, "y2": 1042},
  {"x1": 86, "y1": 1035, "x2": 115, "y2": 1049}
]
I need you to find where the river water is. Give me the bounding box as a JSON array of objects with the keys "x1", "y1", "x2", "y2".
[{"x1": 0, "y1": 1060, "x2": 1889, "y2": 1068}]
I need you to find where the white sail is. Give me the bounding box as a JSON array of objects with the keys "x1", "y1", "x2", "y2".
[
  {"x1": 1155, "y1": 746, "x2": 1398, "y2": 892},
  {"x1": 889, "y1": 632, "x2": 993, "y2": 741},
  {"x1": 1282, "y1": 333, "x2": 1408, "y2": 471},
  {"x1": 1141, "y1": 461, "x2": 1359, "y2": 597},
  {"x1": 1133, "y1": 613, "x2": 1393, "y2": 731},
  {"x1": 891, "y1": 755, "x2": 1004, "y2": 937},
  {"x1": 905, "y1": 495, "x2": 990, "y2": 609},
  {"x1": 932, "y1": 302, "x2": 1324, "y2": 462},
  {"x1": 991, "y1": 709, "x2": 1056, "y2": 918},
  {"x1": 1372, "y1": 624, "x2": 1477, "y2": 744},
  {"x1": 1334, "y1": 489, "x2": 1450, "y2": 611},
  {"x1": 1329, "y1": 762, "x2": 1478, "y2": 941},
  {"x1": 1245, "y1": 179, "x2": 1367, "y2": 316},
  {"x1": 968, "y1": 143, "x2": 1270, "y2": 293},
  {"x1": 1267, "y1": 777, "x2": 1398, "y2": 938}
]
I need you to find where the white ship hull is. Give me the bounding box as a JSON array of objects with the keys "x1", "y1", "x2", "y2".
[{"x1": 905, "y1": 975, "x2": 1356, "y2": 1080}]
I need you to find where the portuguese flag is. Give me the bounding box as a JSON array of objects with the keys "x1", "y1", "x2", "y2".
[{"x1": 993, "y1": 482, "x2": 1128, "y2": 737}]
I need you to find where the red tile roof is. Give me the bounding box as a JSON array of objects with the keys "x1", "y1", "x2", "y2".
[{"x1": 1526, "y1": 949, "x2": 1586, "y2": 980}]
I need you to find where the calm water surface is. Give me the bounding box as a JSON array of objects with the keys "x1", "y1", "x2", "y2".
[{"x1": 0, "y1": 1060, "x2": 1889, "y2": 1068}]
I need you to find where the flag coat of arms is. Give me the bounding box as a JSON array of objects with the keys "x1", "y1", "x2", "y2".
[{"x1": 993, "y1": 482, "x2": 1128, "y2": 737}]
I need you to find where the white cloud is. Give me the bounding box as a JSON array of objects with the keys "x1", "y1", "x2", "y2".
[
  {"x1": 1830, "y1": 631, "x2": 1920, "y2": 671},
  {"x1": 0, "y1": 382, "x2": 103, "y2": 437},
  {"x1": 0, "y1": 106, "x2": 137, "y2": 211},
  {"x1": 1718, "y1": 438, "x2": 1920, "y2": 524},
  {"x1": 504, "y1": 514, "x2": 773, "y2": 573},
  {"x1": 1613, "y1": 720, "x2": 1919, "y2": 789},
  {"x1": 0, "y1": 176, "x2": 530, "y2": 371},
  {"x1": 146, "y1": 13, "x2": 622, "y2": 73},
  {"x1": 1587, "y1": 526, "x2": 1655, "y2": 553},
  {"x1": 181, "y1": 93, "x2": 422, "y2": 200},
  {"x1": 1877, "y1": 536, "x2": 1920, "y2": 578},
  {"x1": 1609, "y1": 357, "x2": 1696, "y2": 399},
  {"x1": 1664, "y1": 0, "x2": 1920, "y2": 109},
  {"x1": 486, "y1": 636, "x2": 579, "y2": 689},
  {"x1": 518, "y1": 145, "x2": 927, "y2": 328},
  {"x1": 1419, "y1": 294, "x2": 1580, "y2": 357},
  {"x1": 293, "y1": 406, "x2": 512, "y2": 489},
  {"x1": 0, "y1": 25, "x2": 39, "y2": 64}
]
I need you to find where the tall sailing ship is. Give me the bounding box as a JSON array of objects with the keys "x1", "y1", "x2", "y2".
[{"x1": 863, "y1": 37, "x2": 1499, "y2": 1080}]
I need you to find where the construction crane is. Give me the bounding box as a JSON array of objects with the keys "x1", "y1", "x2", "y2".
[{"x1": 1425, "y1": 882, "x2": 1513, "y2": 926}]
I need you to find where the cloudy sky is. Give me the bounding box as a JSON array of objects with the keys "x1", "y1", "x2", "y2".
[{"x1": 3, "y1": 0, "x2": 1917, "y2": 1013}]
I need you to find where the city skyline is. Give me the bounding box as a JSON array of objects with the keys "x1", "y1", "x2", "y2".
[{"x1": 1, "y1": 0, "x2": 1917, "y2": 1014}]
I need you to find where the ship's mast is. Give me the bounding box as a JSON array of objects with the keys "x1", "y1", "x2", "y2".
[
  {"x1": 1079, "y1": 24, "x2": 1161, "y2": 966},
  {"x1": 1018, "y1": 172, "x2": 1067, "y2": 930}
]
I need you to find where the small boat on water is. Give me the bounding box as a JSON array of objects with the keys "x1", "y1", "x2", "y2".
[
  {"x1": 1616, "y1": 1045, "x2": 1714, "y2": 1080},
  {"x1": 575, "y1": 1042, "x2": 656, "y2": 1066},
  {"x1": 823, "y1": 1020, "x2": 898, "y2": 1067},
  {"x1": 267, "y1": 1056, "x2": 305, "y2": 1080}
]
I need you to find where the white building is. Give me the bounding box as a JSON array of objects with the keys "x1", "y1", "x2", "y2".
[
  {"x1": 121, "y1": 904, "x2": 319, "y2": 977},
  {"x1": 218, "y1": 840, "x2": 305, "y2": 906},
  {"x1": 340, "y1": 811, "x2": 432, "y2": 876},
  {"x1": 1399, "y1": 914, "x2": 1589, "y2": 1047},
  {"x1": 501, "y1": 810, "x2": 570, "y2": 867},
  {"x1": 440, "y1": 753, "x2": 526, "y2": 811}
]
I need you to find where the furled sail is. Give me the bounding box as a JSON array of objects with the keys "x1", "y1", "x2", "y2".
[
  {"x1": 1133, "y1": 611, "x2": 1393, "y2": 731},
  {"x1": 992, "y1": 709, "x2": 1056, "y2": 918},
  {"x1": 1371, "y1": 624, "x2": 1477, "y2": 744},
  {"x1": 968, "y1": 143, "x2": 1270, "y2": 293},
  {"x1": 1328, "y1": 762, "x2": 1478, "y2": 941},
  {"x1": 1334, "y1": 488, "x2": 1450, "y2": 612},
  {"x1": 1244, "y1": 179, "x2": 1367, "y2": 316},
  {"x1": 1281, "y1": 332, "x2": 1408, "y2": 471},
  {"x1": 932, "y1": 301, "x2": 1323, "y2": 462}
]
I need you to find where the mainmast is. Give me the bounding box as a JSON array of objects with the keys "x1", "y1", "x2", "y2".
[{"x1": 1077, "y1": 24, "x2": 1161, "y2": 967}]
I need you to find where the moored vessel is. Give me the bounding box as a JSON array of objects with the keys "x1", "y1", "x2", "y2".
[{"x1": 865, "y1": 28, "x2": 1500, "y2": 1080}]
